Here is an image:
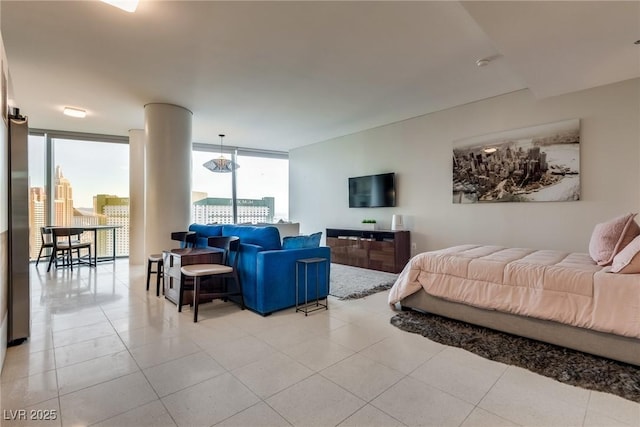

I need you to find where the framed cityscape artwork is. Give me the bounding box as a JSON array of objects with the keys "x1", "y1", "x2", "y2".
[{"x1": 452, "y1": 119, "x2": 580, "y2": 203}]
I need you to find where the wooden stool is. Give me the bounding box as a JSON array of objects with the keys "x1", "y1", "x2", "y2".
[
  {"x1": 180, "y1": 236, "x2": 243, "y2": 322},
  {"x1": 146, "y1": 254, "x2": 164, "y2": 296}
]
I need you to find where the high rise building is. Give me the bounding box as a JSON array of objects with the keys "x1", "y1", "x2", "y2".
[
  {"x1": 192, "y1": 191, "x2": 207, "y2": 203},
  {"x1": 29, "y1": 187, "x2": 47, "y2": 260},
  {"x1": 94, "y1": 194, "x2": 129, "y2": 256},
  {"x1": 54, "y1": 165, "x2": 74, "y2": 226},
  {"x1": 72, "y1": 208, "x2": 101, "y2": 251},
  {"x1": 28, "y1": 166, "x2": 132, "y2": 261},
  {"x1": 192, "y1": 196, "x2": 275, "y2": 224}
]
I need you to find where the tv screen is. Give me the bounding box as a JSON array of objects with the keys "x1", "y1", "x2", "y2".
[{"x1": 349, "y1": 173, "x2": 396, "y2": 208}]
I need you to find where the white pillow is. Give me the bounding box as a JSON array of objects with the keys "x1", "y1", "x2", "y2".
[
  {"x1": 588, "y1": 213, "x2": 640, "y2": 266},
  {"x1": 611, "y1": 235, "x2": 640, "y2": 274}
]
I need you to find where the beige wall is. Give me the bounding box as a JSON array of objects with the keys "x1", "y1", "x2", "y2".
[{"x1": 290, "y1": 79, "x2": 640, "y2": 255}]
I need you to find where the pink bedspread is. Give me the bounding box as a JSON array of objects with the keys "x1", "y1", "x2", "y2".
[{"x1": 388, "y1": 245, "x2": 640, "y2": 339}]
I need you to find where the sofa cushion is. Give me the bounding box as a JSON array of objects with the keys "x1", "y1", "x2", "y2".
[
  {"x1": 222, "y1": 225, "x2": 282, "y2": 250},
  {"x1": 188, "y1": 223, "x2": 223, "y2": 236},
  {"x1": 188, "y1": 224, "x2": 223, "y2": 247},
  {"x1": 282, "y1": 232, "x2": 322, "y2": 250},
  {"x1": 255, "y1": 222, "x2": 300, "y2": 238}
]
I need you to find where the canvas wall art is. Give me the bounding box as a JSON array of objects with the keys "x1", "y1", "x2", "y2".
[{"x1": 452, "y1": 119, "x2": 580, "y2": 203}]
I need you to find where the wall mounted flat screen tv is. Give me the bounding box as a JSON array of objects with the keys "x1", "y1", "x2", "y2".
[{"x1": 349, "y1": 172, "x2": 396, "y2": 208}]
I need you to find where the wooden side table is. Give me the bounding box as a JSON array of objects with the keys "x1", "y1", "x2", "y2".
[{"x1": 162, "y1": 248, "x2": 222, "y2": 309}]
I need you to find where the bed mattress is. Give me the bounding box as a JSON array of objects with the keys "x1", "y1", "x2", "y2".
[{"x1": 388, "y1": 245, "x2": 640, "y2": 339}]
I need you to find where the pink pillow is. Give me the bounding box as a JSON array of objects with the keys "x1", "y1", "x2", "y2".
[
  {"x1": 588, "y1": 213, "x2": 640, "y2": 266},
  {"x1": 611, "y1": 235, "x2": 640, "y2": 273}
]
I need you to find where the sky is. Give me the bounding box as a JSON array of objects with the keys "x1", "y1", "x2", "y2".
[
  {"x1": 29, "y1": 136, "x2": 129, "y2": 208},
  {"x1": 192, "y1": 151, "x2": 289, "y2": 220}
]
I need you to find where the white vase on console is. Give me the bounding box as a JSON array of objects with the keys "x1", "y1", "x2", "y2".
[{"x1": 391, "y1": 214, "x2": 404, "y2": 231}]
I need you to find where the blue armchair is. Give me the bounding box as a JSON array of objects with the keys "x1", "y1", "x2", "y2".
[{"x1": 188, "y1": 224, "x2": 331, "y2": 315}]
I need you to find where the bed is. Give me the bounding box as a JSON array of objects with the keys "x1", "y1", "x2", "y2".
[{"x1": 388, "y1": 244, "x2": 640, "y2": 366}]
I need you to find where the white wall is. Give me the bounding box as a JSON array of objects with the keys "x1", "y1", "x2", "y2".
[{"x1": 290, "y1": 79, "x2": 640, "y2": 254}]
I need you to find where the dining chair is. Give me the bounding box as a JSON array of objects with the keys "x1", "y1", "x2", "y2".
[
  {"x1": 47, "y1": 227, "x2": 94, "y2": 272},
  {"x1": 180, "y1": 236, "x2": 243, "y2": 322},
  {"x1": 171, "y1": 231, "x2": 197, "y2": 248},
  {"x1": 35, "y1": 227, "x2": 54, "y2": 266}
]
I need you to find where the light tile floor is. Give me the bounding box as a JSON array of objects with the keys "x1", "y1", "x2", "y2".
[{"x1": 1, "y1": 260, "x2": 638, "y2": 427}]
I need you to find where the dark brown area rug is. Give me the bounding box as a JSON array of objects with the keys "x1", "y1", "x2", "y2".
[{"x1": 390, "y1": 310, "x2": 640, "y2": 402}]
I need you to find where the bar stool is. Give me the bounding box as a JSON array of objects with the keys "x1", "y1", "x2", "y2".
[
  {"x1": 171, "y1": 231, "x2": 196, "y2": 248},
  {"x1": 180, "y1": 236, "x2": 243, "y2": 322},
  {"x1": 146, "y1": 254, "x2": 164, "y2": 296},
  {"x1": 146, "y1": 231, "x2": 195, "y2": 297}
]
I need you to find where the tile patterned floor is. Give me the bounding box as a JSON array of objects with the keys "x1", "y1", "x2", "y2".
[{"x1": 1, "y1": 260, "x2": 638, "y2": 426}]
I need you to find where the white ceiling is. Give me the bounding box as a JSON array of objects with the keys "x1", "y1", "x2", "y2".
[{"x1": 2, "y1": 1, "x2": 638, "y2": 152}]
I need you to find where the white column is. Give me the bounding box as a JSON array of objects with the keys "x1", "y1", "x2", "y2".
[
  {"x1": 144, "y1": 103, "x2": 192, "y2": 256},
  {"x1": 128, "y1": 129, "x2": 145, "y2": 265}
]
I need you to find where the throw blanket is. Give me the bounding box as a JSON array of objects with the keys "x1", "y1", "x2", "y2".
[{"x1": 388, "y1": 245, "x2": 640, "y2": 339}]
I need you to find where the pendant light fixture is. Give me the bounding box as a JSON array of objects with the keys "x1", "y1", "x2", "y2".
[{"x1": 203, "y1": 134, "x2": 239, "y2": 173}]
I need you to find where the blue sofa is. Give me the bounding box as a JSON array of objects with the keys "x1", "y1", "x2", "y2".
[{"x1": 188, "y1": 224, "x2": 331, "y2": 315}]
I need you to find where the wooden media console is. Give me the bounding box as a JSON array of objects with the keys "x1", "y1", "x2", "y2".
[{"x1": 326, "y1": 228, "x2": 410, "y2": 274}]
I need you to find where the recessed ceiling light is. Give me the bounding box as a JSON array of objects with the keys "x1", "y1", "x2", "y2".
[
  {"x1": 476, "y1": 58, "x2": 491, "y2": 67},
  {"x1": 483, "y1": 147, "x2": 497, "y2": 154},
  {"x1": 63, "y1": 107, "x2": 87, "y2": 118},
  {"x1": 101, "y1": 0, "x2": 138, "y2": 13}
]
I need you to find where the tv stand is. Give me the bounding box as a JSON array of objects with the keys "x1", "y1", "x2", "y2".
[{"x1": 326, "y1": 228, "x2": 410, "y2": 273}]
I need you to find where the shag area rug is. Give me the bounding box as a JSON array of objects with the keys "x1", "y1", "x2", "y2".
[
  {"x1": 391, "y1": 310, "x2": 640, "y2": 402},
  {"x1": 329, "y1": 263, "x2": 398, "y2": 300}
]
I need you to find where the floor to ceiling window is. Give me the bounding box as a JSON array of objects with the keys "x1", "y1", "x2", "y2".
[
  {"x1": 192, "y1": 144, "x2": 289, "y2": 224},
  {"x1": 28, "y1": 133, "x2": 287, "y2": 261},
  {"x1": 27, "y1": 131, "x2": 130, "y2": 260},
  {"x1": 236, "y1": 153, "x2": 289, "y2": 223},
  {"x1": 27, "y1": 134, "x2": 48, "y2": 261},
  {"x1": 192, "y1": 149, "x2": 234, "y2": 224}
]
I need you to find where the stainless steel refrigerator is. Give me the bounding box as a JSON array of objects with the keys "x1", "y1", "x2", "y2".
[{"x1": 8, "y1": 111, "x2": 30, "y2": 345}]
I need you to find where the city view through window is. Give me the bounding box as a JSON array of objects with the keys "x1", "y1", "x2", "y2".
[
  {"x1": 192, "y1": 149, "x2": 289, "y2": 225},
  {"x1": 28, "y1": 136, "x2": 289, "y2": 261},
  {"x1": 28, "y1": 136, "x2": 130, "y2": 260}
]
